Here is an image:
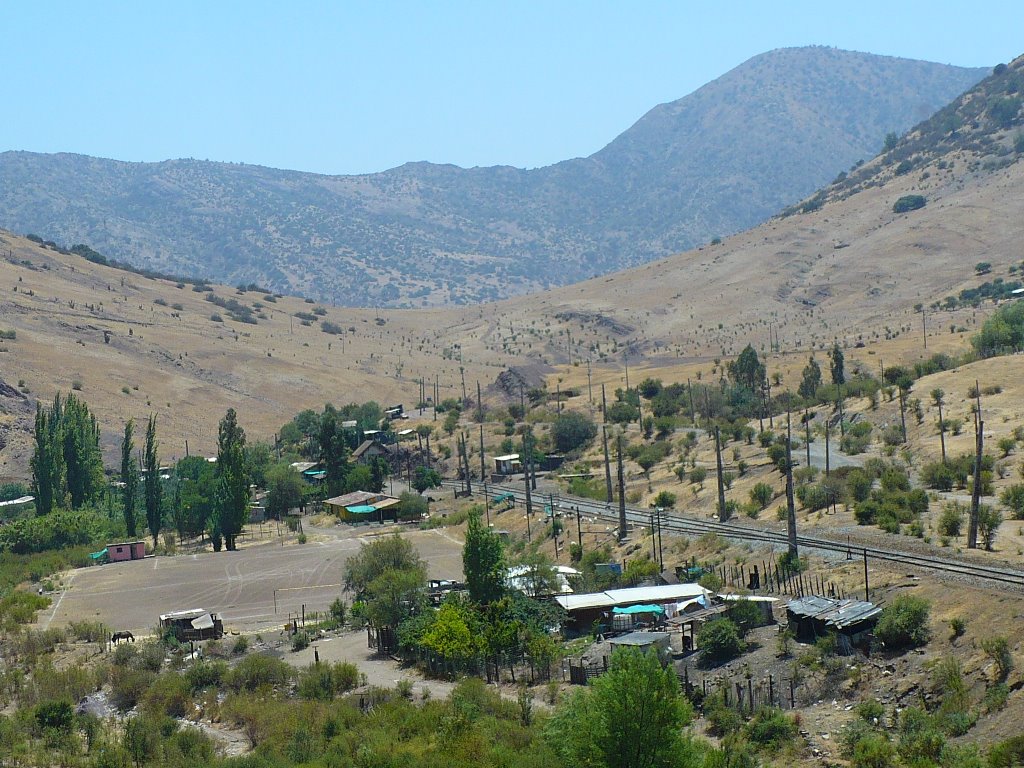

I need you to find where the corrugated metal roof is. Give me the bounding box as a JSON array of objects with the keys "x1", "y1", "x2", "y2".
[
  {"x1": 555, "y1": 583, "x2": 707, "y2": 612},
  {"x1": 610, "y1": 631, "x2": 671, "y2": 646},
  {"x1": 786, "y1": 596, "x2": 880, "y2": 629}
]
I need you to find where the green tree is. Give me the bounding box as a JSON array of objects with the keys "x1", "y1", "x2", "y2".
[
  {"x1": 364, "y1": 568, "x2": 425, "y2": 629},
  {"x1": 174, "y1": 459, "x2": 215, "y2": 538},
  {"x1": 420, "y1": 601, "x2": 483, "y2": 664},
  {"x1": 31, "y1": 402, "x2": 63, "y2": 516},
  {"x1": 411, "y1": 466, "x2": 441, "y2": 493},
  {"x1": 343, "y1": 534, "x2": 425, "y2": 599},
  {"x1": 463, "y1": 506, "x2": 506, "y2": 604},
  {"x1": 215, "y1": 408, "x2": 249, "y2": 551},
  {"x1": 264, "y1": 462, "x2": 304, "y2": 518},
  {"x1": 551, "y1": 411, "x2": 598, "y2": 453},
  {"x1": 875, "y1": 595, "x2": 930, "y2": 649},
  {"x1": 799, "y1": 357, "x2": 822, "y2": 399},
  {"x1": 750, "y1": 481, "x2": 774, "y2": 510},
  {"x1": 144, "y1": 415, "x2": 161, "y2": 548},
  {"x1": 547, "y1": 646, "x2": 694, "y2": 768},
  {"x1": 60, "y1": 394, "x2": 104, "y2": 509},
  {"x1": 318, "y1": 406, "x2": 350, "y2": 497},
  {"x1": 121, "y1": 419, "x2": 139, "y2": 537},
  {"x1": 829, "y1": 343, "x2": 845, "y2": 386},
  {"x1": 728, "y1": 344, "x2": 766, "y2": 393},
  {"x1": 697, "y1": 618, "x2": 745, "y2": 664}
]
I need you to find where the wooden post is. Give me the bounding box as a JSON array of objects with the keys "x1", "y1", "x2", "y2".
[
  {"x1": 617, "y1": 433, "x2": 627, "y2": 542},
  {"x1": 602, "y1": 425, "x2": 613, "y2": 504},
  {"x1": 785, "y1": 411, "x2": 798, "y2": 560},
  {"x1": 968, "y1": 382, "x2": 983, "y2": 549},
  {"x1": 715, "y1": 426, "x2": 728, "y2": 522},
  {"x1": 863, "y1": 549, "x2": 869, "y2": 601}
]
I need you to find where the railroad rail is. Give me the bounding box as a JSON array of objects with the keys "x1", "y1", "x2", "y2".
[{"x1": 439, "y1": 480, "x2": 1024, "y2": 590}]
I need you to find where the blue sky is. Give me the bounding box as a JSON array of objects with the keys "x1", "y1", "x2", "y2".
[{"x1": 3, "y1": 1, "x2": 1021, "y2": 175}]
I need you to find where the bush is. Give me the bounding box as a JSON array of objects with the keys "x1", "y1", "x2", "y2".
[
  {"x1": 875, "y1": 595, "x2": 930, "y2": 649},
  {"x1": 745, "y1": 707, "x2": 798, "y2": 750},
  {"x1": 893, "y1": 195, "x2": 926, "y2": 213},
  {"x1": 750, "y1": 482, "x2": 774, "y2": 509},
  {"x1": 227, "y1": 654, "x2": 292, "y2": 692},
  {"x1": 938, "y1": 503, "x2": 965, "y2": 537},
  {"x1": 550, "y1": 411, "x2": 597, "y2": 453},
  {"x1": 921, "y1": 462, "x2": 956, "y2": 491},
  {"x1": 1000, "y1": 484, "x2": 1024, "y2": 519},
  {"x1": 697, "y1": 618, "x2": 744, "y2": 665}
]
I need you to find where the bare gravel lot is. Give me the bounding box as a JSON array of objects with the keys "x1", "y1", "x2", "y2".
[{"x1": 36, "y1": 525, "x2": 464, "y2": 636}]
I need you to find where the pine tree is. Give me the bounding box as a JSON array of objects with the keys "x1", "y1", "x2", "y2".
[
  {"x1": 121, "y1": 419, "x2": 139, "y2": 537},
  {"x1": 144, "y1": 415, "x2": 161, "y2": 548}
]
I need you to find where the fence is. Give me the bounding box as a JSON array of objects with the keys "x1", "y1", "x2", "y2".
[
  {"x1": 694, "y1": 555, "x2": 852, "y2": 600},
  {"x1": 678, "y1": 664, "x2": 805, "y2": 711}
]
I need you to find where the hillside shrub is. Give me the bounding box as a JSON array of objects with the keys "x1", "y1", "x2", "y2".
[
  {"x1": 893, "y1": 195, "x2": 926, "y2": 213},
  {"x1": 697, "y1": 618, "x2": 744, "y2": 665},
  {"x1": 875, "y1": 595, "x2": 930, "y2": 650},
  {"x1": 550, "y1": 411, "x2": 597, "y2": 453}
]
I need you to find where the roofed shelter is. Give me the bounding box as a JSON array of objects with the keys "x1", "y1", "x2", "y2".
[
  {"x1": 324, "y1": 491, "x2": 402, "y2": 523},
  {"x1": 786, "y1": 595, "x2": 880, "y2": 652}
]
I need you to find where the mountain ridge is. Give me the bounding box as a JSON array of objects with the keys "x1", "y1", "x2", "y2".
[{"x1": 0, "y1": 47, "x2": 988, "y2": 306}]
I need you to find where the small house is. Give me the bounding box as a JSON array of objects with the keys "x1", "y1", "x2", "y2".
[
  {"x1": 324, "y1": 490, "x2": 402, "y2": 523},
  {"x1": 786, "y1": 596, "x2": 880, "y2": 652},
  {"x1": 106, "y1": 541, "x2": 147, "y2": 562},
  {"x1": 352, "y1": 440, "x2": 391, "y2": 466},
  {"x1": 159, "y1": 609, "x2": 224, "y2": 641},
  {"x1": 493, "y1": 454, "x2": 522, "y2": 475},
  {"x1": 290, "y1": 461, "x2": 325, "y2": 484}
]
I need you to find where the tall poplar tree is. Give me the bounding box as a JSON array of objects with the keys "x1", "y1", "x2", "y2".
[
  {"x1": 463, "y1": 506, "x2": 505, "y2": 604},
  {"x1": 30, "y1": 402, "x2": 63, "y2": 516},
  {"x1": 144, "y1": 415, "x2": 161, "y2": 548},
  {"x1": 215, "y1": 408, "x2": 249, "y2": 551},
  {"x1": 121, "y1": 419, "x2": 139, "y2": 537}
]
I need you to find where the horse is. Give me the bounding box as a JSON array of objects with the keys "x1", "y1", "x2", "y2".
[{"x1": 111, "y1": 630, "x2": 134, "y2": 644}]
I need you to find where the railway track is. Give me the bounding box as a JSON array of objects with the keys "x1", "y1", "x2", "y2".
[{"x1": 439, "y1": 480, "x2": 1024, "y2": 590}]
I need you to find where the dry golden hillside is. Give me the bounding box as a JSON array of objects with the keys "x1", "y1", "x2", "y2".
[{"x1": 2, "y1": 95, "x2": 1023, "y2": 480}]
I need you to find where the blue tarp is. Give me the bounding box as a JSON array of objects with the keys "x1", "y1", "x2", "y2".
[
  {"x1": 346, "y1": 505, "x2": 376, "y2": 515},
  {"x1": 612, "y1": 604, "x2": 665, "y2": 615}
]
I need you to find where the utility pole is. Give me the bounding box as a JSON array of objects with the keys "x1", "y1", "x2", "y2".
[
  {"x1": 937, "y1": 394, "x2": 947, "y2": 465},
  {"x1": 624, "y1": 349, "x2": 630, "y2": 390},
  {"x1": 617, "y1": 433, "x2": 627, "y2": 543},
  {"x1": 804, "y1": 410, "x2": 811, "y2": 470},
  {"x1": 523, "y1": 429, "x2": 534, "y2": 523},
  {"x1": 968, "y1": 382, "x2": 983, "y2": 549},
  {"x1": 687, "y1": 378, "x2": 696, "y2": 426},
  {"x1": 715, "y1": 426, "x2": 728, "y2": 522},
  {"x1": 601, "y1": 383, "x2": 607, "y2": 418},
  {"x1": 824, "y1": 419, "x2": 830, "y2": 477},
  {"x1": 576, "y1": 505, "x2": 583, "y2": 553},
  {"x1": 476, "y1": 380, "x2": 483, "y2": 423},
  {"x1": 587, "y1": 359, "x2": 593, "y2": 408},
  {"x1": 460, "y1": 366, "x2": 467, "y2": 404},
  {"x1": 479, "y1": 423, "x2": 485, "y2": 485},
  {"x1": 898, "y1": 385, "x2": 907, "y2": 443},
  {"x1": 785, "y1": 411, "x2": 798, "y2": 561},
  {"x1": 602, "y1": 425, "x2": 613, "y2": 504}
]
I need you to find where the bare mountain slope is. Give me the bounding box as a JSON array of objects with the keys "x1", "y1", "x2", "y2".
[
  {"x1": 2, "y1": 56, "x2": 1021, "y2": 479},
  {"x1": 0, "y1": 47, "x2": 985, "y2": 307}
]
